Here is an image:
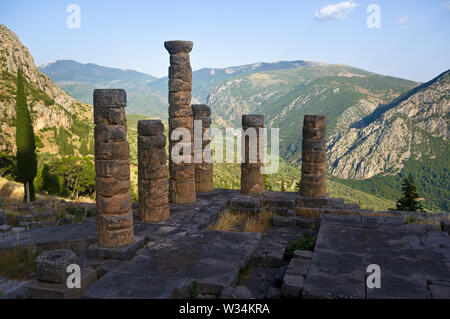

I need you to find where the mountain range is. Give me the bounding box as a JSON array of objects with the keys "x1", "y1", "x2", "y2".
[{"x1": 1, "y1": 24, "x2": 448, "y2": 212}]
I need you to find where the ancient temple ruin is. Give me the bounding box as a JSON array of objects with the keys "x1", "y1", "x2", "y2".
[{"x1": 90, "y1": 42, "x2": 333, "y2": 249}]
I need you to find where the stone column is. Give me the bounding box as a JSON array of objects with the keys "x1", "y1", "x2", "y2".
[
  {"x1": 300, "y1": 115, "x2": 327, "y2": 198},
  {"x1": 164, "y1": 40, "x2": 196, "y2": 203},
  {"x1": 138, "y1": 120, "x2": 170, "y2": 222},
  {"x1": 192, "y1": 104, "x2": 214, "y2": 193},
  {"x1": 93, "y1": 89, "x2": 134, "y2": 248},
  {"x1": 241, "y1": 115, "x2": 265, "y2": 195}
]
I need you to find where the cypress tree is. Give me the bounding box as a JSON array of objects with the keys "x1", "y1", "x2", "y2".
[
  {"x1": 15, "y1": 67, "x2": 37, "y2": 202},
  {"x1": 396, "y1": 175, "x2": 423, "y2": 212}
]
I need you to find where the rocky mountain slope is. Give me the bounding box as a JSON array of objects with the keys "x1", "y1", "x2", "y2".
[
  {"x1": 205, "y1": 64, "x2": 419, "y2": 160},
  {"x1": 329, "y1": 69, "x2": 449, "y2": 179},
  {"x1": 0, "y1": 24, "x2": 92, "y2": 155},
  {"x1": 38, "y1": 60, "x2": 166, "y2": 117}
]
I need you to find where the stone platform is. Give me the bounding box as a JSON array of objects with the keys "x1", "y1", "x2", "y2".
[
  {"x1": 300, "y1": 214, "x2": 450, "y2": 299},
  {"x1": 1, "y1": 189, "x2": 448, "y2": 299}
]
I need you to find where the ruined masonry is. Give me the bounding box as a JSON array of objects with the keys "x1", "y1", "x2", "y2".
[
  {"x1": 241, "y1": 115, "x2": 265, "y2": 195},
  {"x1": 138, "y1": 120, "x2": 170, "y2": 222},
  {"x1": 165, "y1": 40, "x2": 196, "y2": 203},
  {"x1": 192, "y1": 104, "x2": 214, "y2": 193},
  {"x1": 300, "y1": 115, "x2": 327, "y2": 198},
  {"x1": 93, "y1": 89, "x2": 134, "y2": 247}
]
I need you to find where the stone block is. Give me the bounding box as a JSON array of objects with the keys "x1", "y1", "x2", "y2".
[
  {"x1": 164, "y1": 40, "x2": 193, "y2": 54},
  {"x1": 281, "y1": 274, "x2": 304, "y2": 298},
  {"x1": 94, "y1": 125, "x2": 127, "y2": 143},
  {"x1": 93, "y1": 89, "x2": 126, "y2": 108},
  {"x1": 88, "y1": 236, "x2": 146, "y2": 260},
  {"x1": 95, "y1": 141, "x2": 129, "y2": 161},
  {"x1": 169, "y1": 65, "x2": 192, "y2": 82},
  {"x1": 140, "y1": 205, "x2": 170, "y2": 223},
  {"x1": 293, "y1": 250, "x2": 313, "y2": 260},
  {"x1": 96, "y1": 176, "x2": 130, "y2": 197},
  {"x1": 242, "y1": 114, "x2": 264, "y2": 128},
  {"x1": 138, "y1": 120, "x2": 165, "y2": 136},
  {"x1": 138, "y1": 165, "x2": 168, "y2": 180},
  {"x1": 97, "y1": 211, "x2": 134, "y2": 230},
  {"x1": 140, "y1": 178, "x2": 168, "y2": 195},
  {"x1": 138, "y1": 135, "x2": 166, "y2": 149},
  {"x1": 95, "y1": 160, "x2": 130, "y2": 179},
  {"x1": 169, "y1": 117, "x2": 193, "y2": 130},
  {"x1": 97, "y1": 224, "x2": 134, "y2": 248},
  {"x1": 36, "y1": 249, "x2": 80, "y2": 284},
  {"x1": 169, "y1": 91, "x2": 192, "y2": 105},
  {"x1": 192, "y1": 104, "x2": 212, "y2": 117},
  {"x1": 96, "y1": 192, "x2": 132, "y2": 215},
  {"x1": 170, "y1": 53, "x2": 190, "y2": 66},
  {"x1": 94, "y1": 107, "x2": 126, "y2": 125},
  {"x1": 139, "y1": 192, "x2": 169, "y2": 208},
  {"x1": 138, "y1": 148, "x2": 167, "y2": 166},
  {"x1": 170, "y1": 165, "x2": 195, "y2": 179},
  {"x1": 169, "y1": 104, "x2": 193, "y2": 117}
]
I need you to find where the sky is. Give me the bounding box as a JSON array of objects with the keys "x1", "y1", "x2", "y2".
[{"x1": 0, "y1": 0, "x2": 449, "y2": 82}]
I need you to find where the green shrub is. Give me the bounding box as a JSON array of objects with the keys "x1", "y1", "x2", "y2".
[{"x1": 285, "y1": 235, "x2": 316, "y2": 258}]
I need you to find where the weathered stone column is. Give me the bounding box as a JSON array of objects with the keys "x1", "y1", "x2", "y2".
[
  {"x1": 93, "y1": 89, "x2": 134, "y2": 248},
  {"x1": 300, "y1": 115, "x2": 327, "y2": 198},
  {"x1": 165, "y1": 40, "x2": 196, "y2": 203},
  {"x1": 192, "y1": 104, "x2": 214, "y2": 193},
  {"x1": 241, "y1": 115, "x2": 265, "y2": 195},
  {"x1": 138, "y1": 120, "x2": 170, "y2": 222}
]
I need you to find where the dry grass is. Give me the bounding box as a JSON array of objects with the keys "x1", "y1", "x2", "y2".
[
  {"x1": 210, "y1": 210, "x2": 274, "y2": 234},
  {"x1": 0, "y1": 245, "x2": 37, "y2": 280},
  {"x1": 243, "y1": 210, "x2": 274, "y2": 233}
]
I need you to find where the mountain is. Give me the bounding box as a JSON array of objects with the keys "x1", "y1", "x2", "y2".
[
  {"x1": 0, "y1": 24, "x2": 92, "y2": 156},
  {"x1": 329, "y1": 70, "x2": 449, "y2": 211},
  {"x1": 38, "y1": 60, "x2": 167, "y2": 117},
  {"x1": 205, "y1": 63, "x2": 419, "y2": 157},
  {"x1": 146, "y1": 60, "x2": 313, "y2": 106}
]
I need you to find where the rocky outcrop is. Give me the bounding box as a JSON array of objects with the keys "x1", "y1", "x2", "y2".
[
  {"x1": 0, "y1": 24, "x2": 92, "y2": 153},
  {"x1": 328, "y1": 70, "x2": 449, "y2": 179}
]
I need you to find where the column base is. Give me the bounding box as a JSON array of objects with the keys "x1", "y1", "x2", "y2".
[{"x1": 87, "y1": 236, "x2": 146, "y2": 260}]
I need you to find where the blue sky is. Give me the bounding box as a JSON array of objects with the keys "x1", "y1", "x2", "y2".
[{"x1": 1, "y1": 0, "x2": 449, "y2": 82}]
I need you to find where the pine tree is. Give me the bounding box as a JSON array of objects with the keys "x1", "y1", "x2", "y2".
[
  {"x1": 14, "y1": 67, "x2": 37, "y2": 202},
  {"x1": 396, "y1": 175, "x2": 423, "y2": 212}
]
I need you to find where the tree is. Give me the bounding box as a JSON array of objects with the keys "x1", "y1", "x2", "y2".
[
  {"x1": 264, "y1": 175, "x2": 272, "y2": 191},
  {"x1": 14, "y1": 67, "x2": 37, "y2": 203},
  {"x1": 396, "y1": 175, "x2": 423, "y2": 212}
]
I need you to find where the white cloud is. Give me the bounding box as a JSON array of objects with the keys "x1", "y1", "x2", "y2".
[{"x1": 315, "y1": 1, "x2": 359, "y2": 21}]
